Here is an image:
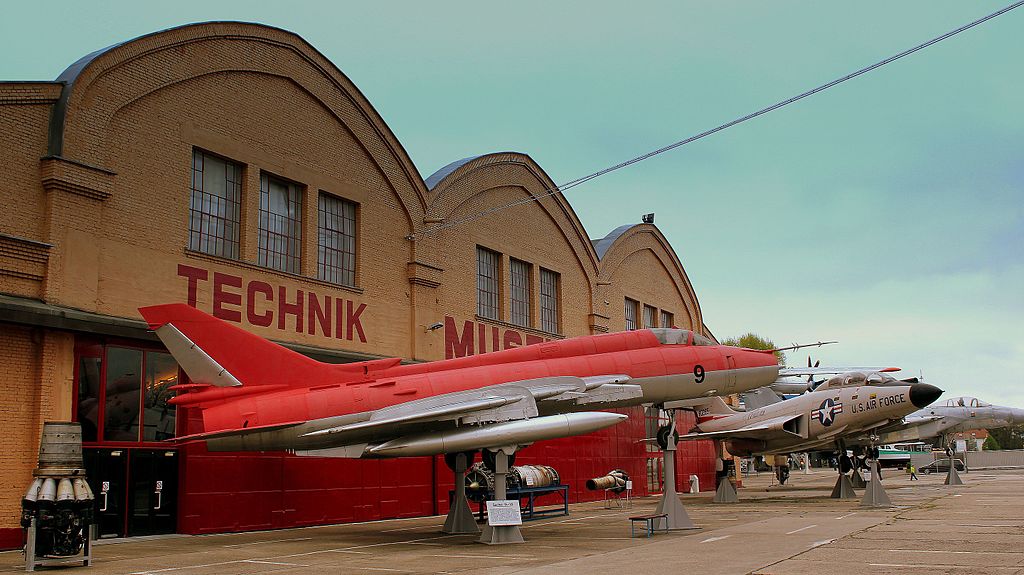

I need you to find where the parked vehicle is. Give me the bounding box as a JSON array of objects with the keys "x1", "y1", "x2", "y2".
[{"x1": 919, "y1": 458, "x2": 967, "y2": 474}]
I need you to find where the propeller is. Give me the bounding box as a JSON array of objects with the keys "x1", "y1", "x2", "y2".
[{"x1": 805, "y1": 355, "x2": 822, "y2": 391}]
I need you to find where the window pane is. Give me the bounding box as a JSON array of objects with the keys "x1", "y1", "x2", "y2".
[
  {"x1": 143, "y1": 352, "x2": 179, "y2": 441},
  {"x1": 317, "y1": 193, "x2": 357, "y2": 286},
  {"x1": 259, "y1": 174, "x2": 302, "y2": 274},
  {"x1": 510, "y1": 258, "x2": 531, "y2": 327},
  {"x1": 643, "y1": 305, "x2": 657, "y2": 328},
  {"x1": 477, "y1": 247, "x2": 500, "y2": 319},
  {"x1": 188, "y1": 150, "x2": 241, "y2": 259},
  {"x1": 77, "y1": 357, "x2": 102, "y2": 442},
  {"x1": 625, "y1": 298, "x2": 639, "y2": 331},
  {"x1": 103, "y1": 348, "x2": 143, "y2": 442},
  {"x1": 539, "y1": 268, "x2": 560, "y2": 333},
  {"x1": 660, "y1": 310, "x2": 674, "y2": 328}
]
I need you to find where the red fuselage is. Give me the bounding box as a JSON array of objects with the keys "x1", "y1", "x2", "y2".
[{"x1": 171, "y1": 328, "x2": 780, "y2": 436}]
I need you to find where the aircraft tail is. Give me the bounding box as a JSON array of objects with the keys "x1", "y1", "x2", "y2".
[
  {"x1": 139, "y1": 303, "x2": 327, "y2": 389},
  {"x1": 668, "y1": 395, "x2": 736, "y2": 423}
]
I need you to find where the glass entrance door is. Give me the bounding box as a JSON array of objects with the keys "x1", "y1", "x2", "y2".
[
  {"x1": 83, "y1": 448, "x2": 128, "y2": 538},
  {"x1": 128, "y1": 450, "x2": 178, "y2": 536},
  {"x1": 83, "y1": 448, "x2": 178, "y2": 537}
]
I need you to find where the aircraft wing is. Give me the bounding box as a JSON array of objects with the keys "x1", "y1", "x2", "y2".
[
  {"x1": 681, "y1": 414, "x2": 803, "y2": 442},
  {"x1": 778, "y1": 366, "x2": 899, "y2": 377},
  {"x1": 182, "y1": 374, "x2": 639, "y2": 457},
  {"x1": 868, "y1": 414, "x2": 943, "y2": 436}
]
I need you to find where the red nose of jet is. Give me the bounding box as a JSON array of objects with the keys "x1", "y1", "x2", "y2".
[{"x1": 909, "y1": 383, "x2": 943, "y2": 409}]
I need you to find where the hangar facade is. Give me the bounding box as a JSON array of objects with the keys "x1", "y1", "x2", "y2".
[{"x1": 0, "y1": 22, "x2": 716, "y2": 547}]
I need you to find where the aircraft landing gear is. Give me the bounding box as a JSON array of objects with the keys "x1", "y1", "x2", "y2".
[
  {"x1": 830, "y1": 440, "x2": 857, "y2": 499},
  {"x1": 849, "y1": 446, "x2": 867, "y2": 488},
  {"x1": 478, "y1": 447, "x2": 525, "y2": 545},
  {"x1": 712, "y1": 449, "x2": 739, "y2": 504},
  {"x1": 860, "y1": 437, "x2": 891, "y2": 508},
  {"x1": 654, "y1": 412, "x2": 699, "y2": 527},
  {"x1": 442, "y1": 451, "x2": 480, "y2": 535}
]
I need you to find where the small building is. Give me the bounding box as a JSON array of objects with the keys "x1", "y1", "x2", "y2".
[
  {"x1": 953, "y1": 429, "x2": 989, "y2": 452},
  {"x1": 0, "y1": 22, "x2": 717, "y2": 547}
]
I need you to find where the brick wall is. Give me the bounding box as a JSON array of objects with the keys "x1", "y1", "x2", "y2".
[
  {"x1": 0, "y1": 22, "x2": 704, "y2": 365},
  {"x1": 0, "y1": 325, "x2": 42, "y2": 534},
  {"x1": 0, "y1": 22, "x2": 713, "y2": 544}
]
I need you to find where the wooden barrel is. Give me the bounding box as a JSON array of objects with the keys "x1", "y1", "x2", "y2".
[{"x1": 35, "y1": 421, "x2": 85, "y2": 475}]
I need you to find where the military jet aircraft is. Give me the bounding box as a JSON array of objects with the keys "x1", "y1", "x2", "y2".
[
  {"x1": 744, "y1": 367, "x2": 905, "y2": 411},
  {"x1": 139, "y1": 303, "x2": 785, "y2": 459},
  {"x1": 874, "y1": 396, "x2": 1024, "y2": 445},
  {"x1": 675, "y1": 377, "x2": 942, "y2": 458}
]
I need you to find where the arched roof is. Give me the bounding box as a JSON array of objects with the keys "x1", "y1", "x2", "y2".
[
  {"x1": 423, "y1": 151, "x2": 601, "y2": 276},
  {"x1": 47, "y1": 21, "x2": 430, "y2": 222},
  {"x1": 595, "y1": 223, "x2": 703, "y2": 330},
  {"x1": 592, "y1": 224, "x2": 634, "y2": 260},
  {"x1": 46, "y1": 21, "x2": 707, "y2": 337},
  {"x1": 424, "y1": 155, "x2": 482, "y2": 191}
]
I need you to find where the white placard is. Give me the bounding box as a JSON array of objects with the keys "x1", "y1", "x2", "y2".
[
  {"x1": 625, "y1": 480, "x2": 633, "y2": 490},
  {"x1": 486, "y1": 500, "x2": 523, "y2": 526}
]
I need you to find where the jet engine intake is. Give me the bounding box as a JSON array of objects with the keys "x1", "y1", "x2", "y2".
[{"x1": 586, "y1": 469, "x2": 630, "y2": 493}]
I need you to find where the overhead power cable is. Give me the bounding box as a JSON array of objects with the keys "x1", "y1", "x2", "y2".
[{"x1": 407, "y1": 1, "x2": 1023, "y2": 240}]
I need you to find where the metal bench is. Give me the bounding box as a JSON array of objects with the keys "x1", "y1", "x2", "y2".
[{"x1": 629, "y1": 513, "x2": 668, "y2": 538}]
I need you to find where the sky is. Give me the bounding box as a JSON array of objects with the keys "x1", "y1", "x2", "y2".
[{"x1": 2, "y1": 1, "x2": 1021, "y2": 405}]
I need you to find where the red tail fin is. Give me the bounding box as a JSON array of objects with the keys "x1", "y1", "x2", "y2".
[{"x1": 140, "y1": 303, "x2": 326, "y2": 388}]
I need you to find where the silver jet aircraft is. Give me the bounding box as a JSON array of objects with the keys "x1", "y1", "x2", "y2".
[
  {"x1": 875, "y1": 396, "x2": 1024, "y2": 444},
  {"x1": 677, "y1": 379, "x2": 943, "y2": 457}
]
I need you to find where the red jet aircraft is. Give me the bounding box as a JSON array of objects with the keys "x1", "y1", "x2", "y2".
[{"x1": 140, "y1": 303, "x2": 782, "y2": 459}]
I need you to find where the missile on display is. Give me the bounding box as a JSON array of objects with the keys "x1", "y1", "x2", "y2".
[{"x1": 367, "y1": 412, "x2": 628, "y2": 457}]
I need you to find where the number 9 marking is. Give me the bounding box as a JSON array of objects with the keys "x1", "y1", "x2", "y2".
[{"x1": 693, "y1": 364, "x2": 705, "y2": 383}]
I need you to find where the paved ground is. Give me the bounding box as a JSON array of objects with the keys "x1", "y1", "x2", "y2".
[{"x1": 3, "y1": 468, "x2": 1022, "y2": 574}]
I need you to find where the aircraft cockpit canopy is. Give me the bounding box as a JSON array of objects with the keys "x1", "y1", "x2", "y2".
[
  {"x1": 947, "y1": 397, "x2": 989, "y2": 408},
  {"x1": 649, "y1": 329, "x2": 716, "y2": 346},
  {"x1": 820, "y1": 371, "x2": 898, "y2": 390}
]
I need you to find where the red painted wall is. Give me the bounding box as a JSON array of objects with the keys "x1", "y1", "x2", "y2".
[
  {"x1": 176, "y1": 407, "x2": 715, "y2": 534},
  {"x1": 0, "y1": 529, "x2": 23, "y2": 552}
]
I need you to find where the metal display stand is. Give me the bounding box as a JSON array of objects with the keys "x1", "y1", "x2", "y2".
[
  {"x1": 462, "y1": 484, "x2": 570, "y2": 521},
  {"x1": 652, "y1": 413, "x2": 697, "y2": 531},
  {"x1": 712, "y1": 476, "x2": 739, "y2": 504},
  {"x1": 604, "y1": 483, "x2": 633, "y2": 509},
  {"x1": 24, "y1": 520, "x2": 95, "y2": 572},
  {"x1": 479, "y1": 449, "x2": 525, "y2": 545},
  {"x1": 830, "y1": 473, "x2": 857, "y2": 499},
  {"x1": 443, "y1": 452, "x2": 480, "y2": 535},
  {"x1": 944, "y1": 458, "x2": 964, "y2": 486},
  {"x1": 860, "y1": 459, "x2": 892, "y2": 507}
]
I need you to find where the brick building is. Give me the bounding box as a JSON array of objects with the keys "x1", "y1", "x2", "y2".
[{"x1": 0, "y1": 22, "x2": 716, "y2": 547}]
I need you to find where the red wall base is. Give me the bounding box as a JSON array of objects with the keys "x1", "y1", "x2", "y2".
[
  {"x1": 0, "y1": 527, "x2": 24, "y2": 551},
  {"x1": 176, "y1": 407, "x2": 718, "y2": 535}
]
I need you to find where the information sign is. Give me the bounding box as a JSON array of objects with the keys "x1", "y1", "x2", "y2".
[{"x1": 486, "y1": 500, "x2": 523, "y2": 526}]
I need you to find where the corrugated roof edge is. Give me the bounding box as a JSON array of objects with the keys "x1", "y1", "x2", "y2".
[
  {"x1": 423, "y1": 155, "x2": 484, "y2": 190},
  {"x1": 592, "y1": 224, "x2": 636, "y2": 260}
]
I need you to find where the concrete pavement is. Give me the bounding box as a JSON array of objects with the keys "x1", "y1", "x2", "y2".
[{"x1": 2, "y1": 468, "x2": 1021, "y2": 575}]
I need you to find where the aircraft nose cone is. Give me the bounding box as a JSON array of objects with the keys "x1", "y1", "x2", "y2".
[{"x1": 909, "y1": 383, "x2": 943, "y2": 409}]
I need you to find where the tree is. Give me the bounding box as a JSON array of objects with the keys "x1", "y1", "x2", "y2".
[
  {"x1": 987, "y1": 425, "x2": 1024, "y2": 450},
  {"x1": 721, "y1": 332, "x2": 785, "y2": 365},
  {"x1": 982, "y1": 435, "x2": 1001, "y2": 451}
]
